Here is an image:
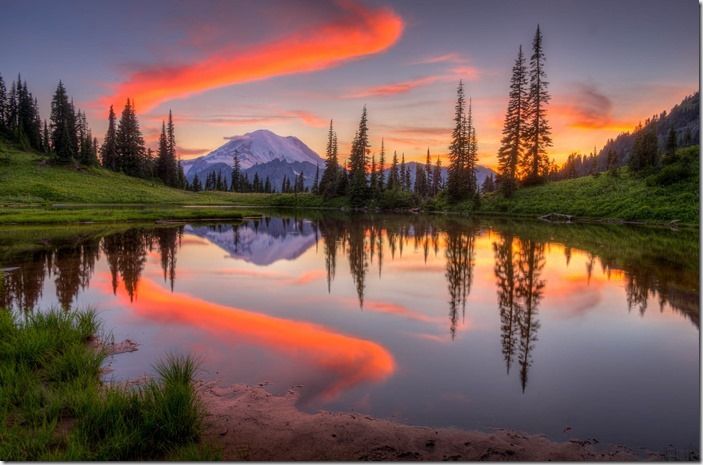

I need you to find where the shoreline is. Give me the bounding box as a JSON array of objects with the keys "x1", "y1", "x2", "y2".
[
  {"x1": 0, "y1": 203, "x2": 697, "y2": 228},
  {"x1": 196, "y1": 381, "x2": 646, "y2": 461}
]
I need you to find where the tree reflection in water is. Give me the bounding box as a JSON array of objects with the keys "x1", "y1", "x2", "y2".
[{"x1": 0, "y1": 215, "x2": 697, "y2": 394}]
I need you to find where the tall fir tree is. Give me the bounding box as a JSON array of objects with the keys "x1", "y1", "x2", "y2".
[
  {"x1": 100, "y1": 105, "x2": 118, "y2": 171},
  {"x1": 0, "y1": 74, "x2": 6, "y2": 131},
  {"x1": 388, "y1": 150, "x2": 400, "y2": 190},
  {"x1": 318, "y1": 120, "x2": 339, "y2": 198},
  {"x1": 115, "y1": 99, "x2": 146, "y2": 177},
  {"x1": 231, "y1": 151, "x2": 242, "y2": 192},
  {"x1": 465, "y1": 98, "x2": 478, "y2": 195},
  {"x1": 348, "y1": 107, "x2": 370, "y2": 208},
  {"x1": 156, "y1": 121, "x2": 170, "y2": 182},
  {"x1": 166, "y1": 110, "x2": 178, "y2": 186},
  {"x1": 432, "y1": 155, "x2": 442, "y2": 195},
  {"x1": 49, "y1": 81, "x2": 77, "y2": 163},
  {"x1": 522, "y1": 25, "x2": 552, "y2": 184},
  {"x1": 399, "y1": 152, "x2": 407, "y2": 192},
  {"x1": 377, "y1": 138, "x2": 386, "y2": 193},
  {"x1": 447, "y1": 81, "x2": 469, "y2": 202},
  {"x1": 369, "y1": 154, "x2": 378, "y2": 197},
  {"x1": 497, "y1": 46, "x2": 528, "y2": 196},
  {"x1": 424, "y1": 148, "x2": 432, "y2": 196}
]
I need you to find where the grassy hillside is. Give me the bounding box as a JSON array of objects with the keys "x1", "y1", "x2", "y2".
[
  {"x1": 479, "y1": 146, "x2": 699, "y2": 224},
  {"x1": 0, "y1": 139, "x2": 337, "y2": 209}
]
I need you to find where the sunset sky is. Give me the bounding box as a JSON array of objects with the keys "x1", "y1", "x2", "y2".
[{"x1": 2, "y1": 0, "x2": 697, "y2": 168}]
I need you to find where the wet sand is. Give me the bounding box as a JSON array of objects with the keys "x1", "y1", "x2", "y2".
[{"x1": 198, "y1": 382, "x2": 643, "y2": 461}]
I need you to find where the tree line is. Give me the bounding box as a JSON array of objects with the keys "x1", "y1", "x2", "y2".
[{"x1": 0, "y1": 74, "x2": 185, "y2": 188}]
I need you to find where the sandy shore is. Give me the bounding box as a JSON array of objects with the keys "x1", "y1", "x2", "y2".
[{"x1": 197, "y1": 382, "x2": 644, "y2": 461}]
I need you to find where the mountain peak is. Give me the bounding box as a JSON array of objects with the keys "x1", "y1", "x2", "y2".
[{"x1": 183, "y1": 129, "x2": 323, "y2": 175}]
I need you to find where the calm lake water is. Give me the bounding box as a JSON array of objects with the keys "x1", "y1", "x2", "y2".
[{"x1": 0, "y1": 213, "x2": 699, "y2": 454}]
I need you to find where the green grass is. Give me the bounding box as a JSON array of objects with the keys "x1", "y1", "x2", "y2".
[
  {"x1": 0, "y1": 309, "x2": 216, "y2": 460},
  {"x1": 0, "y1": 138, "x2": 340, "y2": 210},
  {"x1": 478, "y1": 147, "x2": 699, "y2": 224}
]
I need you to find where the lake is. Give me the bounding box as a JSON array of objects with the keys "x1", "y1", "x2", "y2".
[{"x1": 0, "y1": 212, "x2": 698, "y2": 455}]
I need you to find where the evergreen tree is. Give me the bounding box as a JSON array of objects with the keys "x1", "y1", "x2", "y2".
[
  {"x1": 664, "y1": 127, "x2": 677, "y2": 161},
  {"x1": 100, "y1": 106, "x2": 118, "y2": 171},
  {"x1": 447, "y1": 81, "x2": 469, "y2": 202},
  {"x1": 432, "y1": 155, "x2": 442, "y2": 194},
  {"x1": 115, "y1": 99, "x2": 146, "y2": 177},
  {"x1": 388, "y1": 150, "x2": 400, "y2": 190},
  {"x1": 49, "y1": 81, "x2": 77, "y2": 163},
  {"x1": 522, "y1": 25, "x2": 552, "y2": 184},
  {"x1": 318, "y1": 120, "x2": 339, "y2": 198},
  {"x1": 42, "y1": 120, "x2": 50, "y2": 153},
  {"x1": 481, "y1": 174, "x2": 495, "y2": 193},
  {"x1": 629, "y1": 128, "x2": 659, "y2": 172},
  {"x1": 191, "y1": 173, "x2": 202, "y2": 192},
  {"x1": 156, "y1": 121, "x2": 169, "y2": 182},
  {"x1": 400, "y1": 153, "x2": 407, "y2": 192},
  {"x1": 264, "y1": 176, "x2": 272, "y2": 193},
  {"x1": 0, "y1": 74, "x2": 6, "y2": 131},
  {"x1": 466, "y1": 99, "x2": 478, "y2": 194},
  {"x1": 348, "y1": 107, "x2": 370, "y2": 208},
  {"x1": 312, "y1": 164, "x2": 320, "y2": 194},
  {"x1": 496, "y1": 46, "x2": 528, "y2": 196},
  {"x1": 424, "y1": 148, "x2": 432, "y2": 196},
  {"x1": 414, "y1": 159, "x2": 427, "y2": 196},
  {"x1": 369, "y1": 154, "x2": 378, "y2": 197},
  {"x1": 231, "y1": 151, "x2": 241, "y2": 192},
  {"x1": 166, "y1": 110, "x2": 178, "y2": 186},
  {"x1": 606, "y1": 148, "x2": 618, "y2": 174},
  {"x1": 377, "y1": 138, "x2": 386, "y2": 193}
]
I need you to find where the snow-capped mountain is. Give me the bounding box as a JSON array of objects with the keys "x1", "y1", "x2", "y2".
[
  {"x1": 182, "y1": 129, "x2": 323, "y2": 180},
  {"x1": 185, "y1": 218, "x2": 318, "y2": 266}
]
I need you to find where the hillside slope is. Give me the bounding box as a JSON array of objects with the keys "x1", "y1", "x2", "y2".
[
  {"x1": 0, "y1": 139, "x2": 240, "y2": 204},
  {"x1": 480, "y1": 146, "x2": 699, "y2": 224}
]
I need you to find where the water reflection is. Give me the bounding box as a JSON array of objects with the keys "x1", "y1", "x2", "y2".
[{"x1": 0, "y1": 216, "x2": 699, "y2": 397}]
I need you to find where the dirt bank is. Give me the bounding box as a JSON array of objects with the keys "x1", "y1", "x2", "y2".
[{"x1": 198, "y1": 382, "x2": 643, "y2": 461}]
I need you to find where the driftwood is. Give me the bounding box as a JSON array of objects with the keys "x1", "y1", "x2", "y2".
[{"x1": 538, "y1": 213, "x2": 574, "y2": 223}]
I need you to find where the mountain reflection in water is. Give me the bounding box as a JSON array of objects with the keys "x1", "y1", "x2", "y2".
[{"x1": 0, "y1": 214, "x2": 698, "y2": 452}]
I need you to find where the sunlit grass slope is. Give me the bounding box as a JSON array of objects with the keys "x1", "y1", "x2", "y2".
[{"x1": 480, "y1": 146, "x2": 699, "y2": 224}]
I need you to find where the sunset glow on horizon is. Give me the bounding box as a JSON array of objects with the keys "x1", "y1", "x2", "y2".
[{"x1": 1, "y1": 0, "x2": 697, "y2": 169}]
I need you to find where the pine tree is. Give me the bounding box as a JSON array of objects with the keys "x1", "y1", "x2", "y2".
[
  {"x1": 49, "y1": 81, "x2": 77, "y2": 163},
  {"x1": 497, "y1": 46, "x2": 529, "y2": 196},
  {"x1": 399, "y1": 153, "x2": 407, "y2": 192},
  {"x1": 369, "y1": 154, "x2": 378, "y2": 197},
  {"x1": 231, "y1": 151, "x2": 241, "y2": 192},
  {"x1": 424, "y1": 148, "x2": 432, "y2": 196},
  {"x1": 664, "y1": 127, "x2": 677, "y2": 161},
  {"x1": 312, "y1": 164, "x2": 320, "y2": 194},
  {"x1": 318, "y1": 120, "x2": 339, "y2": 198},
  {"x1": 629, "y1": 128, "x2": 658, "y2": 172},
  {"x1": 466, "y1": 98, "x2": 478, "y2": 194},
  {"x1": 432, "y1": 155, "x2": 442, "y2": 194},
  {"x1": 447, "y1": 81, "x2": 469, "y2": 202},
  {"x1": 166, "y1": 110, "x2": 178, "y2": 186},
  {"x1": 377, "y1": 138, "x2": 386, "y2": 193},
  {"x1": 414, "y1": 159, "x2": 427, "y2": 196},
  {"x1": 522, "y1": 26, "x2": 552, "y2": 184},
  {"x1": 348, "y1": 107, "x2": 370, "y2": 208},
  {"x1": 156, "y1": 121, "x2": 169, "y2": 182},
  {"x1": 481, "y1": 174, "x2": 495, "y2": 193},
  {"x1": 192, "y1": 173, "x2": 202, "y2": 192},
  {"x1": 388, "y1": 150, "x2": 400, "y2": 190},
  {"x1": 115, "y1": 99, "x2": 146, "y2": 177},
  {"x1": 100, "y1": 105, "x2": 118, "y2": 171},
  {"x1": 42, "y1": 120, "x2": 50, "y2": 153},
  {"x1": 0, "y1": 74, "x2": 6, "y2": 131},
  {"x1": 264, "y1": 176, "x2": 272, "y2": 193}
]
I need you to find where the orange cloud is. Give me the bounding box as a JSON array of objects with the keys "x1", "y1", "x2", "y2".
[
  {"x1": 104, "y1": 276, "x2": 395, "y2": 401},
  {"x1": 552, "y1": 83, "x2": 634, "y2": 132},
  {"x1": 100, "y1": 2, "x2": 404, "y2": 111}
]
